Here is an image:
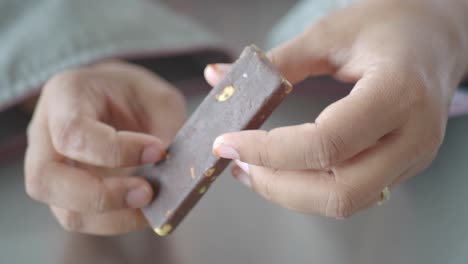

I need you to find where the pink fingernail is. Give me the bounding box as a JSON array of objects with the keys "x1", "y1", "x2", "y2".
[
  {"x1": 141, "y1": 145, "x2": 162, "y2": 164},
  {"x1": 126, "y1": 186, "x2": 151, "y2": 208},
  {"x1": 206, "y1": 63, "x2": 230, "y2": 75},
  {"x1": 213, "y1": 137, "x2": 239, "y2": 160},
  {"x1": 232, "y1": 164, "x2": 251, "y2": 188},
  {"x1": 235, "y1": 159, "x2": 250, "y2": 175}
]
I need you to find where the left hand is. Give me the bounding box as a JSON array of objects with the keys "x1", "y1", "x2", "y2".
[
  {"x1": 204, "y1": 0, "x2": 468, "y2": 218},
  {"x1": 25, "y1": 61, "x2": 186, "y2": 234}
]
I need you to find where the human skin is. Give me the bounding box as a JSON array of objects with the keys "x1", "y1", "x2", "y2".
[
  {"x1": 207, "y1": 0, "x2": 468, "y2": 218},
  {"x1": 24, "y1": 0, "x2": 468, "y2": 235},
  {"x1": 24, "y1": 61, "x2": 186, "y2": 235}
]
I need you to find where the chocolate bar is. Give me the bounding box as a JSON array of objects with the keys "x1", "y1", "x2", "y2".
[{"x1": 142, "y1": 45, "x2": 292, "y2": 236}]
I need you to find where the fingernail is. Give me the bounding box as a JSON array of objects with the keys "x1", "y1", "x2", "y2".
[
  {"x1": 213, "y1": 137, "x2": 239, "y2": 160},
  {"x1": 126, "y1": 186, "x2": 151, "y2": 208},
  {"x1": 235, "y1": 159, "x2": 250, "y2": 175},
  {"x1": 204, "y1": 64, "x2": 230, "y2": 79},
  {"x1": 141, "y1": 145, "x2": 162, "y2": 164},
  {"x1": 233, "y1": 160, "x2": 251, "y2": 188}
]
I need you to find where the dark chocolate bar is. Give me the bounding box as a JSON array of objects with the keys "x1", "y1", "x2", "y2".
[{"x1": 142, "y1": 45, "x2": 292, "y2": 236}]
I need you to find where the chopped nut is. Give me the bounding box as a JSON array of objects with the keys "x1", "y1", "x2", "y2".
[
  {"x1": 216, "y1": 85, "x2": 235, "y2": 102},
  {"x1": 165, "y1": 210, "x2": 173, "y2": 217},
  {"x1": 154, "y1": 224, "x2": 173, "y2": 237},
  {"x1": 190, "y1": 167, "x2": 196, "y2": 180},
  {"x1": 204, "y1": 167, "x2": 216, "y2": 177},
  {"x1": 283, "y1": 79, "x2": 293, "y2": 94},
  {"x1": 199, "y1": 186, "x2": 207, "y2": 194}
]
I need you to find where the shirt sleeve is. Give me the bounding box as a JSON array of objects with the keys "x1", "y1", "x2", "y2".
[{"x1": 0, "y1": 0, "x2": 230, "y2": 111}]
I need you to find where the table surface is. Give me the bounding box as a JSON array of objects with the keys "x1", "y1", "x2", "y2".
[{"x1": 1, "y1": 1, "x2": 468, "y2": 263}]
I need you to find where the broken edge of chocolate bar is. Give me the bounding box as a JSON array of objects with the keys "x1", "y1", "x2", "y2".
[{"x1": 142, "y1": 45, "x2": 293, "y2": 236}]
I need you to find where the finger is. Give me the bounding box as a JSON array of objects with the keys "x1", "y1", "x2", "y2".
[
  {"x1": 204, "y1": 16, "x2": 345, "y2": 87},
  {"x1": 204, "y1": 63, "x2": 231, "y2": 87},
  {"x1": 26, "y1": 92, "x2": 154, "y2": 213},
  {"x1": 26, "y1": 121, "x2": 153, "y2": 213},
  {"x1": 214, "y1": 69, "x2": 408, "y2": 170},
  {"x1": 26, "y1": 160, "x2": 154, "y2": 213},
  {"x1": 51, "y1": 207, "x2": 149, "y2": 235},
  {"x1": 204, "y1": 36, "x2": 334, "y2": 88},
  {"x1": 266, "y1": 35, "x2": 332, "y2": 85},
  {"x1": 341, "y1": 152, "x2": 434, "y2": 211},
  {"x1": 135, "y1": 75, "x2": 187, "y2": 146},
  {"x1": 231, "y1": 163, "x2": 335, "y2": 215},
  {"x1": 234, "y1": 162, "x2": 389, "y2": 217},
  {"x1": 44, "y1": 66, "x2": 169, "y2": 167},
  {"x1": 102, "y1": 64, "x2": 187, "y2": 147},
  {"x1": 323, "y1": 133, "x2": 419, "y2": 216},
  {"x1": 230, "y1": 132, "x2": 417, "y2": 218},
  {"x1": 266, "y1": 12, "x2": 358, "y2": 85},
  {"x1": 49, "y1": 115, "x2": 165, "y2": 167}
]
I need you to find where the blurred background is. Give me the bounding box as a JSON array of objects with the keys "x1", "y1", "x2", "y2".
[{"x1": 1, "y1": 1, "x2": 467, "y2": 264}]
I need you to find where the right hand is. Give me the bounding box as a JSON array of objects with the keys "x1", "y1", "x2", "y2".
[
  {"x1": 24, "y1": 61, "x2": 186, "y2": 235},
  {"x1": 205, "y1": 0, "x2": 468, "y2": 218}
]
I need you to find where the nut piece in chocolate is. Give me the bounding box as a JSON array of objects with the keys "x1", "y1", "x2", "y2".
[{"x1": 142, "y1": 45, "x2": 293, "y2": 236}]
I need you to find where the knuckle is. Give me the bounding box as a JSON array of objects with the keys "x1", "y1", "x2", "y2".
[
  {"x1": 399, "y1": 65, "x2": 434, "y2": 113},
  {"x1": 108, "y1": 133, "x2": 122, "y2": 168},
  {"x1": 308, "y1": 124, "x2": 344, "y2": 169},
  {"x1": 58, "y1": 210, "x2": 83, "y2": 232},
  {"x1": 325, "y1": 186, "x2": 357, "y2": 219},
  {"x1": 44, "y1": 70, "x2": 89, "y2": 157},
  {"x1": 407, "y1": 82, "x2": 429, "y2": 112},
  {"x1": 93, "y1": 183, "x2": 111, "y2": 213},
  {"x1": 51, "y1": 114, "x2": 84, "y2": 155},
  {"x1": 317, "y1": 135, "x2": 340, "y2": 169},
  {"x1": 260, "y1": 130, "x2": 275, "y2": 168},
  {"x1": 386, "y1": 64, "x2": 427, "y2": 115}
]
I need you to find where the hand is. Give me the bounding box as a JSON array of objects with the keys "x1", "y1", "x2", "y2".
[
  {"x1": 205, "y1": 0, "x2": 468, "y2": 218},
  {"x1": 25, "y1": 61, "x2": 186, "y2": 234}
]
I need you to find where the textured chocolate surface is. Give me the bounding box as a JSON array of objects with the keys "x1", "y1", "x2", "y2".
[{"x1": 142, "y1": 45, "x2": 292, "y2": 236}]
